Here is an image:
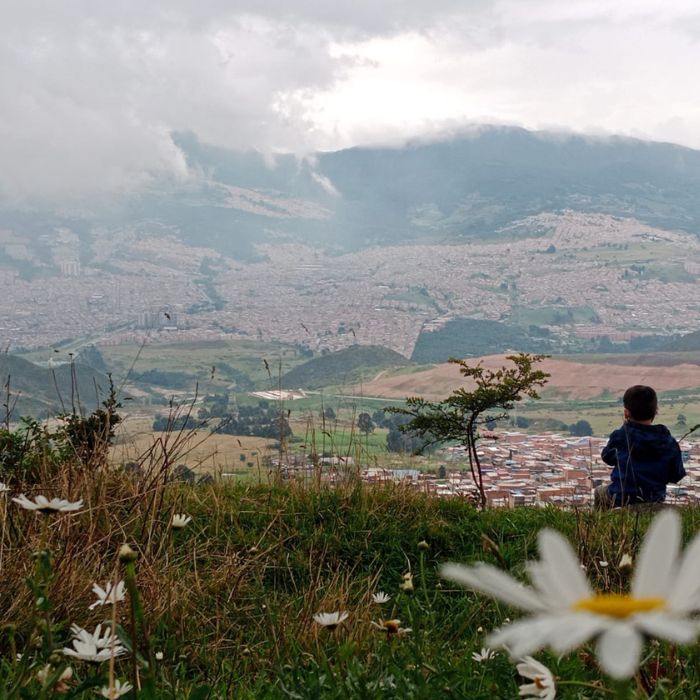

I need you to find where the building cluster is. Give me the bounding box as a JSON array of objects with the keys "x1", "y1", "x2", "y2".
[{"x1": 361, "y1": 431, "x2": 700, "y2": 508}]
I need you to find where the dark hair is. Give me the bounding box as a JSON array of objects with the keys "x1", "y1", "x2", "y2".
[{"x1": 623, "y1": 385, "x2": 658, "y2": 421}]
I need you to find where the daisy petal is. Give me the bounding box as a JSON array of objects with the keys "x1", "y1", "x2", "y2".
[
  {"x1": 544, "y1": 613, "x2": 608, "y2": 654},
  {"x1": 488, "y1": 616, "x2": 561, "y2": 657},
  {"x1": 440, "y1": 563, "x2": 545, "y2": 612},
  {"x1": 668, "y1": 531, "x2": 700, "y2": 612},
  {"x1": 535, "y1": 529, "x2": 592, "y2": 605},
  {"x1": 596, "y1": 623, "x2": 643, "y2": 679},
  {"x1": 635, "y1": 613, "x2": 699, "y2": 644},
  {"x1": 632, "y1": 510, "x2": 680, "y2": 598}
]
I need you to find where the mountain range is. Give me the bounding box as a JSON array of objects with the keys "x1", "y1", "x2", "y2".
[{"x1": 5, "y1": 126, "x2": 700, "y2": 264}]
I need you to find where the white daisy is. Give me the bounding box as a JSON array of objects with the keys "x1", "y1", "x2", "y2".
[
  {"x1": 88, "y1": 581, "x2": 126, "y2": 610},
  {"x1": 99, "y1": 679, "x2": 133, "y2": 698},
  {"x1": 70, "y1": 623, "x2": 115, "y2": 648},
  {"x1": 372, "y1": 592, "x2": 391, "y2": 604},
  {"x1": 63, "y1": 624, "x2": 125, "y2": 663},
  {"x1": 370, "y1": 619, "x2": 412, "y2": 636},
  {"x1": 471, "y1": 647, "x2": 497, "y2": 662},
  {"x1": 441, "y1": 510, "x2": 700, "y2": 679},
  {"x1": 517, "y1": 657, "x2": 556, "y2": 700},
  {"x1": 171, "y1": 513, "x2": 192, "y2": 529},
  {"x1": 313, "y1": 611, "x2": 348, "y2": 630},
  {"x1": 12, "y1": 494, "x2": 83, "y2": 513},
  {"x1": 0, "y1": 482, "x2": 9, "y2": 493}
]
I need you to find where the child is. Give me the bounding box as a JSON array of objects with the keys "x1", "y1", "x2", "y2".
[{"x1": 595, "y1": 385, "x2": 685, "y2": 508}]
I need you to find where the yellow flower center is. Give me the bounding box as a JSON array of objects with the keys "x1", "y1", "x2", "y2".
[{"x1": 573, "y1": 593, "x2": 666, "y2": 618}]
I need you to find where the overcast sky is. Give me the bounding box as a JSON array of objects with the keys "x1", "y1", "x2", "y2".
[{"x1": 3, "y1": 0, "x2": 700, "y2": 203}]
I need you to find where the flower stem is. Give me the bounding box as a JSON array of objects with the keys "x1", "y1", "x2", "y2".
[
  {"x1": 127, "y1": 576, "x2": 139, "y2": 695},
  {"x1": 611, "y1": 679, "x2": 632, "y2": 699},
  {"x1": 123, "y1": 559, "x2": 156, "y2": 697}
]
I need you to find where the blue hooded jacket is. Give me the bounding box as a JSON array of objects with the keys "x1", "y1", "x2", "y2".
[{"x1": 601, "y1": 422, "x2": 685, "y2": 505}]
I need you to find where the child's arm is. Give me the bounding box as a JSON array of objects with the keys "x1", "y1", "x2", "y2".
[
  {"x1": 667, "y1": 439, "x2": 686, "y2": 484},
  {"x1": 601, "y1": 429, "x2": 622, "y2": 466}
]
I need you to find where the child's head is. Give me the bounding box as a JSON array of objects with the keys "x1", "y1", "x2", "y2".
[{"x1": 623, "y1": 385, "x2": 658, "y2": 422}]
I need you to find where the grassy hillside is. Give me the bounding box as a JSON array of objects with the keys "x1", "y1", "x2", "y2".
[
  {"x1": 411, "y1": 319, "x2": 551, "y2": 363},
  {"x1": 97, "y1": 338, "x2": 308, "y2": 396},
  {"x1": 661, "y1": 330, "x2": 700, "y2": 352},
  {"x1": 280, "y1": 345, "x2": 409, "y2": 389},
  {"x1": 3, "y1": 464, "x2": 700, "y2": 697},
  {"x1": 0, "y1": 354, "x2": 109, "y2": 418}
]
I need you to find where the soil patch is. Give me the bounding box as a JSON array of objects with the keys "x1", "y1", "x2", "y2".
[{"x1": 355, "y1": 354, "x2": 700, "y2": 401}]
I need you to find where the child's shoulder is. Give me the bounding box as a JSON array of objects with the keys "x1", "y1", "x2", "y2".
[{"x1": 605, "y1": 425, "x2": 627, "y2": 442}]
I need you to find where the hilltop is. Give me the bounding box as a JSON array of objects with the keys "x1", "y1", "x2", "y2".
[{"x1": 279, "y1": 345, "x2": 409, "y2": 390}]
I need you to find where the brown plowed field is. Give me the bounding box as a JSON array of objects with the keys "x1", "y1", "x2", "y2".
[{"x1": 356, "y1": 354, "x2": 700, "y2": 401}]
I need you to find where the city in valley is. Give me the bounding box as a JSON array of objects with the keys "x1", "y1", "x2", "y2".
[
  {"x1": 269, "y1": 430, "x2": 700, "y2": 508},
  {"x1": 1, "y1": 210, "x2": 699, "y2": 356}
]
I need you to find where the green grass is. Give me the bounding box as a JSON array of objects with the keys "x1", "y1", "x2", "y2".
[
  {"x1": 6, "y1": 469, "x2": 700, "y2": 698},
  {"x1": 383, "y1": 287, "x2": 438, "y2": 307},
  {"x1": 181, "y1": 486, "x2": 700, "y2": 698},
  {"x1": 291, "y1": 426, "x2": 390, "y2": 458},
  {"x1": 100, "y1": 338, "x2": 307, "y2": 390}
]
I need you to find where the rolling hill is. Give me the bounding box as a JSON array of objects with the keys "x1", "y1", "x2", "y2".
[
  {"x1": 279, "y1": 345, "x2": 409, "y2": 390},
  {"x1": 0, "y1": 354, "x2": 110, "y2": 419}
]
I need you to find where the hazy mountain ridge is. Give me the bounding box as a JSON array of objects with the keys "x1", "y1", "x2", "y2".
[
  {"x1": 176, "y1": 127, "x2": 700, "y2": 255},
  {"x1": 5, "y1": 126, "x2": 700, "y2": 263}
]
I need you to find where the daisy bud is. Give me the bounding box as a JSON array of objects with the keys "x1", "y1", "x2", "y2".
[
  {"x1": 618, "y1": 553, "x2": 633, "y2": 571},
  {"x1": 418, "y1": 540, "x2": 429, "y2": 551},
  {"x1": 400, "y1": 573, "x2": 414, "y2": 593},
  {"x1": 118, "y1": 544, "x2": 137, "y2": 563}
]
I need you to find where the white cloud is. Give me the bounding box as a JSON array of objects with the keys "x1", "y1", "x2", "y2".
[
  {"x1": 299, "y1": 2, "x2": 700, "y2": 150},
  {"x1": 1, "y1": 0, "x2": 700, "y2": 203},
  {"x1": 0, "y1": 6, "x2": 345, "y2": 203}
]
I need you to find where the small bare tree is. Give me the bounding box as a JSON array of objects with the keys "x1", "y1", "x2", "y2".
[{"x1": 390, "y1": 353, "x2": 549, "y2": 509}]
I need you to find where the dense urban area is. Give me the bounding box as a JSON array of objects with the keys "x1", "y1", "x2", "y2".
[{"x1": 1, "y1": 211, "x2": 699, "y2": 356}]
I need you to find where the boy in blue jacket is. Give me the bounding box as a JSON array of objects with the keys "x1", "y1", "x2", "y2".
[{"x1": 595, "y1": 385, "x2": 686, "y2": 508}]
